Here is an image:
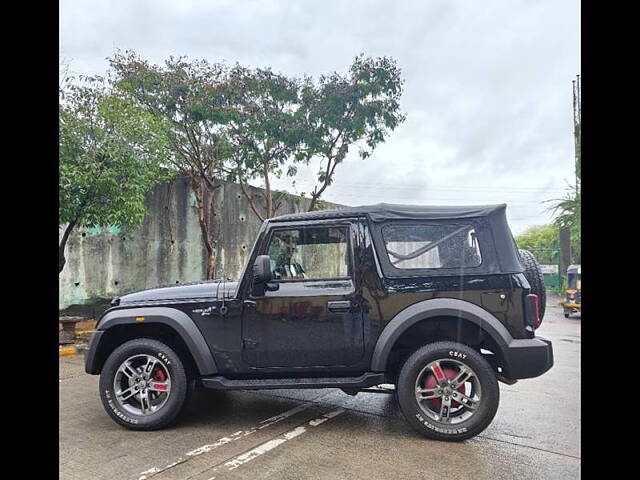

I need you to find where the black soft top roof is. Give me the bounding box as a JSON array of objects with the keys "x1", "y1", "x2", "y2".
[
  {"x1": 268, "y1": 202, "x2": 523, "y2": 275},
  {"x1": 270, "y1": 203, "x2": 507, "y2": 223}
]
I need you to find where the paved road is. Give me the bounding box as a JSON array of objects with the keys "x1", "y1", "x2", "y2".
[{"x1": 60, "y1": 301, "x2": 580, "y2": 480}]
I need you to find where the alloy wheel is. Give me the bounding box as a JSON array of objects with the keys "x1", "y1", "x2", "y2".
[
  {"x1": 113, "y1": 354, "x2": 172, "y2": 416},
  {"x1": 414, "y1": 359, "x2": 482, "y2": 425}
]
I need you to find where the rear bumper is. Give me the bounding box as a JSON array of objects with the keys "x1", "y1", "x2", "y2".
[
  {"x1": 84, "y1": 330, "x2": 104, "y2": 374},
  {"x1": 502, "y1": 336, "x2": 553, "y2": 379}
]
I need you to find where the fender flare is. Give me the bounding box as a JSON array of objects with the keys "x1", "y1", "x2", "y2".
[
  {"x1": 370, "y1": 297, "x2": 514, "y2": 372},
  {"x1": 89, "y1": 306, "x2": 218, "y2": 375}
]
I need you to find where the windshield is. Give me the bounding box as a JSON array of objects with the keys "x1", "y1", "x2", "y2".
[{"x1": 567, "y1": 273, "x2": 581, "y2": 289}]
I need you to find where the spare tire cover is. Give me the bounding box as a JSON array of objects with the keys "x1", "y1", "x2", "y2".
[{"x1": 518, "y1": 249, "x2": 546, "y2": 321}]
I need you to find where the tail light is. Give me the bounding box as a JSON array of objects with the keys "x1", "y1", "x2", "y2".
[
  {"x1": 524, "y1": 293, "x2": 542, "y2": 331},
  {"x1": 532, "y1": 294, "x2": 541, "y2": 328}
]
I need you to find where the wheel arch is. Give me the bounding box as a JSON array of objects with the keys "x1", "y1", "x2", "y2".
[
  {"x1": 85, "y1": 306, "x2": 218, "y2": 376},
  {"x1": 370, "y1": 298, "x2": 513, "y2": 373}
]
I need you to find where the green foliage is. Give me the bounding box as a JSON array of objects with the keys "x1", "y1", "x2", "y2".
[
  {"x1": 108, "y1": 52, "x2": 238, "y2": 277},
  {"x1": 298, "y1": 54, "x2": 406, "y2": 210},
  {"x1": 109, "y1": 52, "x2": 234, "y2": 178},
  {"x1": 226, "y1": 66, "x2": 303, "y2": 168},
  {"x1": 225, "y1": 55, "x2": 406, "y2": 216},
  {"x1": 81, "y1": 51, "x2": 406, "y2": 275},
  {"x1": 225, "y1": 66, "x2": 305, "y2": 219},
  {"x1": 59, "y1": 78, "x2": 174, "y2": 230},
  {"x1": 548, "y1": 185, "x2": 581, "y2": 246},
  {"x1": 515, "y1": 224, "x2": 559, "y2": 264}
]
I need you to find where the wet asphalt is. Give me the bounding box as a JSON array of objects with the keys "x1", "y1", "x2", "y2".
[{"x1": 59, "y1": 299, "x2": 580, "y2": 480}]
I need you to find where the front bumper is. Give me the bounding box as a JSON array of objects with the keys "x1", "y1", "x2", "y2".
[
  {"x1": 502, "y1": 336, "x2": 553, "y2": 379},
  {"x1": 84, "y1": 330, "x2": 104, "y2": 374}
]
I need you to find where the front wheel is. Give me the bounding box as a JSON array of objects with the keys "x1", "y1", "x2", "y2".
[
  {"x1": 396, "y1": 341, "x2": 499, "y2": 442},
  {"x1": 99, "y1": 338, "x2": 189, "y2": 430}
]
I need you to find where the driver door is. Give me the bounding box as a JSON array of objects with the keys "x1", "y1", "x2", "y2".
[{"x1": 241, "y1": 221, "x2": 365, "y2": 370}]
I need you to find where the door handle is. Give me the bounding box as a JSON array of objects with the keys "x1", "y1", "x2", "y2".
[{"x1": 327, "y1": 300, "x2": 353, "y2": 312}]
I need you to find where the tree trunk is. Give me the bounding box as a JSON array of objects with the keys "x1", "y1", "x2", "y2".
[
  {"x1": 308, "y1": 157, "x2": 337, "y2": 212},
  {"x1": 191, "y1": 176, "x2": 219, "y2": 280},
  {"x1": 59, "y1": 220, "x2": 77, "y2": 274},
  {"x1": 238, "y1": 174, "x2": 265, "y2": 222},
  {"x1": 262, "y1": 160, "x2": 273, "y2": 218}
]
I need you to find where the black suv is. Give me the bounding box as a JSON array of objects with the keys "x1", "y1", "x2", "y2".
[{"x1": 85, "y1": 203, "x2": 553, "y2": 441}]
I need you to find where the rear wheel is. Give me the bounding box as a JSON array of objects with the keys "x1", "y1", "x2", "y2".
[
  {"x1": 99, "y1": 338, "x2": 188, "y2": 430},
  {"x1": 396, "y1": 341, "x2": 499, "y2": 441},
  {"x1": 519, "y1": 249, "x2": 546, "y2": 320}
]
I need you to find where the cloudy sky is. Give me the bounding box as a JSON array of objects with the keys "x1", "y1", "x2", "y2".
[{"x1": 60, "y1": 0, "x2": 580, "y2": 235}]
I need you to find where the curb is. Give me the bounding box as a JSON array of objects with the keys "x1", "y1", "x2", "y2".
[
  {"x1": 58, "y1": 329, "x2": 95, "y2": 335},
  {"x1": 59, "y1": 345, "x2": 88, "y2": 357}
]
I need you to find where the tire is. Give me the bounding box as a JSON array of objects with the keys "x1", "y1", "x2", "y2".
[
  {"x1": 99, "y1": 338, "x2": 189, "y2": 430},
  {"x1": 518, "y1": 249, "x2": 546, "y2": 320},
  {"x1": 396, "y1": 341, "x2": 499, "y2": 442}
]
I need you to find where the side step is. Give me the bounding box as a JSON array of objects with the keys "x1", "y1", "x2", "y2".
[{"x1": 200, "y1": 372, "x2": 386, "y2": 391}]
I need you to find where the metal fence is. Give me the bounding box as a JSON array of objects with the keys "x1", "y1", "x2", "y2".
[{"x1": 527, "y1": 249, "x2": 562, "y2": 292}]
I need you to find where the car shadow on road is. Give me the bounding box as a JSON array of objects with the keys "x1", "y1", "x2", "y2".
[
  {"x1": 175, "y1": 385, "x2": 407, "y2": 431},
  {"x1": 176, "y1": 386, "x2": 320, "y2": 429}
]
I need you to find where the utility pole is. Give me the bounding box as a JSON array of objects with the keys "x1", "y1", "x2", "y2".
[
  {"x1": 559, "y1": 226, "x2": 572, "y2": 284},
  {"x1": 572, "y1": 75, "x2": 581, "y2": 192}
]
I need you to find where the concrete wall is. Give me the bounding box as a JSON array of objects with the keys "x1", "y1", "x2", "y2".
[{"x1": 59, "y1": 176, "x2": 342, "y2": 309}]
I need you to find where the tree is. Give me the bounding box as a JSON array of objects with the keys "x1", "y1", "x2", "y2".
[
  {"x1": 60, "y1": 53, "x2": 71, "y2": 88},
  {"x1": 109, "y1": 52, "x2": 234, "y2": 279},
  {"x1": 59, "y1": 78, "x2": 173, "y2": 273},
  {"x1": 225, "y1": 66, "x2": 304, "y2": 220},
  {"x1": 515, "y1": 224, "x2": 559, "y2": 264},
  {"x1": 297, "y1": 55, "x2": 406, "y2": 211},
  {"x1": 106, "y1": 52, "x2": 407, "y2": 276}
]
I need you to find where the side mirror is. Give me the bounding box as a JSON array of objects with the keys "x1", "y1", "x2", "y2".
[
  {"x1": 253, "y1": 255, "x2": 273, "y2": 283},
  {"x1": 252, "y1": 255, "x2": 278, "y2": 296}
]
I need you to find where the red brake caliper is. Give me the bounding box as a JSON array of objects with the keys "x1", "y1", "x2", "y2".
[
  {"x1": 153, "y1": 367, "x2": 166, "y2": 382},
  {"x1": 424, "y1": 366, "x2": 465, "y2": 409},
  {"x1": 151, "y1": 367, "x2": 168, "y2": 391}
]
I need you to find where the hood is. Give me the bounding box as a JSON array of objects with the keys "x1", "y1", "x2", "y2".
[{"x1": 114, "y1": 279, "x2": 239, "y2": 305}]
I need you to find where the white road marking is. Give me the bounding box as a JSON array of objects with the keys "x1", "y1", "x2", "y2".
[
  {"x1": 224, "y1": 437, "x2": 289, "y2": 470},
  {"x1": 186, "y1": 432, "x2": 243, "y2": 457},
  {"x1": 139, "y1": 458, "x2": 184, "y2": 479},
  {"x1": 308, "y1": 417, "x2": 328, "y2": 426},
  {"x1": 137, "y1": 403, "x2": 313, "y2": 480},
  {"x1": 223, "y1": 408, "x2": 345, "y2": 471}
]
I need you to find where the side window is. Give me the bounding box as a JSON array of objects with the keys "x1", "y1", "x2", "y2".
[
  {"x1": 266, "y1": 226, "x2": 350, "y2": 280},
  {"x1": 381, "y1": 224, "x2": 482, "y2": 270}
]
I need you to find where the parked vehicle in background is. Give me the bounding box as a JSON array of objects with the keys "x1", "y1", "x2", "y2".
[
  {"x1": 562, "y1": 264, "x2": 581, "y2": 318},
  {"x1": 85, "y1": 203, "x2": 553, "y2": 441}
]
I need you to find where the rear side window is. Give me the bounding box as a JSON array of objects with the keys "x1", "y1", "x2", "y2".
[{"x1": 381, "y1": 224, "x2": 482, "y2": 270}]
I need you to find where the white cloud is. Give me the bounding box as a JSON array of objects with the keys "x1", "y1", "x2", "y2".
[{"x1": 60, "y1": 0, "x2": 580, "y2": 235}]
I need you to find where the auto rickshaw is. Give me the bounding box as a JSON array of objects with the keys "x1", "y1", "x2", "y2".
[{"x1": 562, "y1": 264, "x2": 581, "y2": 318}]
